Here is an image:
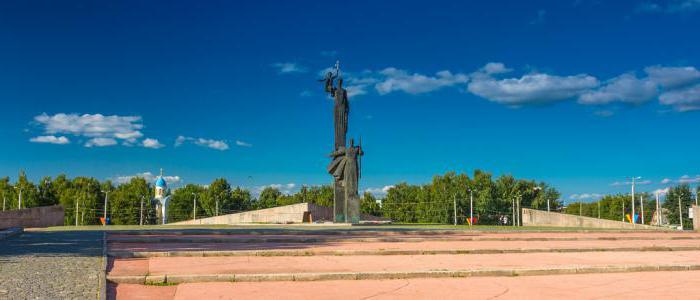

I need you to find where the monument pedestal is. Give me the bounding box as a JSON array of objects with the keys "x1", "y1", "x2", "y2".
[{"x1": 333, "y1": 180, "x2": 346, "y2": 223}]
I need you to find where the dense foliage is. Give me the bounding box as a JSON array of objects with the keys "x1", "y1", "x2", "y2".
[{"x1": 2, "y1": 170, "x2": 695, "y2": 228}]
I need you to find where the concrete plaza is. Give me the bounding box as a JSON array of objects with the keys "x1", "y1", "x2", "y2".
[{"x1": 103, "y1": 226, "x2": 700, "y2": 299}]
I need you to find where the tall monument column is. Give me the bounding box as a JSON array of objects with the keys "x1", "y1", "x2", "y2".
[{"x1": 322, "y1": 61, "x2": 363, "y2": 224}]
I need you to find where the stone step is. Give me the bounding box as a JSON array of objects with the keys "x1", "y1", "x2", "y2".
[
  {"x1": 109, "y1": 245, "x2": 700, "y2": 258},
  {"x1": 107, "y1": 237, "x2": 700, "y2": 258},
  {"x1": 109, "y1": 271, "x2": 700, "y2": 299},
  {"x1": 107, "y1": 251, "x2": 700, "y2": 283},
  {"x1": 107, "y1": 263, "x2": 700, "y2": 284},
  {"x1": 107, "y1": 234, "x2": 700, "y2": 244}
]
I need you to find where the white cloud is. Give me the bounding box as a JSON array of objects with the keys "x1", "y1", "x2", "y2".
[
  {"x1": 569, "y1": 193, "x2": 603, "y2": 201},
  {"x1": 578, "y1": 73, "x2": 657, "y2": 105},
  {"x1": 29, "y1": 135, "x2": 70, "y2": 144},
  {"x1": 375, "y1": 68, "x2": 469, "y2": 95},
  {"x1": 481, "y1": 62, "x2": 512, "y2": 75},
  {"x1": 678, "y1": 174, "x2": 700, "y2": 184},
  {"x1": 468, "y1": 64, "x2": 599, "y2": 105},
  {"x1": 365, "y1": 185, "x2": 394, "y2": 196},
  {"x1": 175, "y1": 135, "x2": 189, "y2": 147},
  {"x1": 661, "y1": 178, "x2": 672, "y2": 184},
  {"x1": 142, "y1": 138, "x2": 164, "y2": 149},
  {"x1": 195, "y1": 138, "x2": 229, "y2": 151},
  {"x1": 272, "y1": 62, "x2": 307, "y2": 74},
  {"x1": 236, "y1": 140, "x2": 252, "y2": 147},
  {"x1": 254, "y1": 183, "x2": 297, "y2": 195},
  {"x1": 645, "y1": 66, "x2": 700, "y2": 89},
  {"x1": 593, "y1": 110, "x2": 615, "y2": 117},
  {"x1": 658, "y1": 83, "x2": 700, "y2": 112},
  {"x1": 175, "y1": 135, "x2": 229, "y2": 151},
  {"x1": 33, "y1": 113, "x2": 147, "y2": 147},
  {"x1": 636, "y1": 0, "x2": 700, "y2": 13},
  {"x1": 114, "y1": 171, "x2": 182, "y2": 185},
  {"x1": 85, "y1": 137, "x2": 117, "y2": 147},
  {"x1": 654, "y1": 187, "x2": 670, "y2": 195},
  {"x1": 319, "y1": 67, "x2": 466, "y2": 98},
  {"x1": 611, "y1": 180, "x2": 652, "y2": 186}
]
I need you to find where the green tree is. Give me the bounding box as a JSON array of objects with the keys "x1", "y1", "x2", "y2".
[
  {"x1": 37, "y1": 176, "x2": 59, "y2": 207},
  {"x1": 0, "y1": 177, "x2": 14, "y2": 211},
  {"x1": 361, "y1": 192, "x2": 381, "y2": 216},
  {"x1": 110, "y1": 177, "x2": 151, "y2": 225},
  {"x1": 255, "y1": 187, "x2": 282, "y2": 209},
  {"x1": 168, "y1": 184, "x2": 206, "y2": 222},
  {"x1": 664, "y1": 184, "x2": 694, "y2": 229},
  {"x1": 15, "y1": 171, "x2": 39, "y2": 208}
]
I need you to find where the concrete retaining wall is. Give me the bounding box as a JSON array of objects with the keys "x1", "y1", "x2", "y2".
[
  {"x1": 170, "y1": 203, "x2": 335, "y2": 225},
  {"x1": 0, "y1": 205, "x2": 65, "y2": 229},
  {"x1": 522, "y1": 208, "x2": 665, "y2": 230}
]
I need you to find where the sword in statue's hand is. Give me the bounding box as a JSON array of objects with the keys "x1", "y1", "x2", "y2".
[
  {"x1": 358, "y1": 136, "x2": 362, "y2": 179},
  {"x1": 334, "y1": 60, "x2": 340, "y2": 78}
]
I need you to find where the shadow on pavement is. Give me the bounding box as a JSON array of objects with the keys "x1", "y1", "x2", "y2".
[{"x1": 0, "y1": 230, "x2": 103, "y2": 258}]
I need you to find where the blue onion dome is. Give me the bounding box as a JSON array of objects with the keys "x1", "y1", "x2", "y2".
[{"x1": 155, "y1": 176, "x2": 167, "y2": 188}]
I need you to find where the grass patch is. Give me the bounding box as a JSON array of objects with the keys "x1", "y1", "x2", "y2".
[{"x1": 144, "y1": 281, "x2": 178, "y2": 286}]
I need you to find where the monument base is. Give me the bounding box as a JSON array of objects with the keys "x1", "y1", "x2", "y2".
[{"x1": 333, "y1": 180, "x2": 346, "y2": 223}]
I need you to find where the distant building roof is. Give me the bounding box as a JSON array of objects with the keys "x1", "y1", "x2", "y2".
[{"x1": 155, "y1": 176, "x2": 167, "y2": 188}]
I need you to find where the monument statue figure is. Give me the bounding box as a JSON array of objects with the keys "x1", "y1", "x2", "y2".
[
  {"x1": 343, "y1": 139, "x2": 363, "y2": 223},
  {"x1": 320, "y1": 61, "x2": 364, "y2": 224},
  {"x1": 333, "y1": 78, "x2": 349, "y2": 151}
]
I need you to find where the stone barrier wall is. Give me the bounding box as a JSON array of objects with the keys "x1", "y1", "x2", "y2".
[
  {"x1": 170, "y1": 203, "x2": 335, "y2": 225},
  {"x1": 522, "y1": 208, "x2": 665, "y2": 230},
  {"x1": 0, "y1": 205, "x2": 65, "y2": 229}
]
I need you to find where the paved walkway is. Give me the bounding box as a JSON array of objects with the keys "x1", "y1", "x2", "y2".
[
  {"x1": 109, "y1": 250, "x2": 700, "y2": 277},
  {"x1": 106, "y1": 229, "x2": 700, "y2": 299},
  {"x1": 0, "y1": 230, "x2": 104, "y2": 299},
  {"x1": 112, "y1": 270, "x2": 700, "y2": 300}
]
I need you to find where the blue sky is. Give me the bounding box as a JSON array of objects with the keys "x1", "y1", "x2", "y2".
[{"x1": 1, "y1": 0, "x2": 699, "y2": 201}]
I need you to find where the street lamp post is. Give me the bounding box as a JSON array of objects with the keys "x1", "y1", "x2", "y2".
[
  {"x1": 640, "y1": 195, "x2": 645, "y2": 225},
  {"x1": 630, "y1": 176, "x2": 641, "y2": 225},
  {"x1": 512, "y1": 197, "x2": 515, "y2": 227},
  {"x1": 517, "y1": 195, "x2": 521, "y2": 226},
  {"x1": 453, "y1": 194, "x2": 457, "y2": 226},
  {"x1": 469, "y1": 188, "x2": 474, "y2": 227},
  {"x1": 679, "y1": 195, "x2": 684, "y2": 231},
  {"x1": 102, "y1": 191, "x2": 109, "y2": 226},
  {"x1": 140, "y1": 196, "x2": 145, "y2": 226},
  {"x1": 13, "y1": 187, "x2": 22, "y2": 210},
  {"x1": 192, "y1": 193, "x2": 198, "y2": 221},
  {"x1": 655, "y1": 191, "x2": 661, "y2": 226}
]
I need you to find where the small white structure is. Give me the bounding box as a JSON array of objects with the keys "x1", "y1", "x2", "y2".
[{"x1": 154, "y1": 169, "x2": 171, "y2": 224}]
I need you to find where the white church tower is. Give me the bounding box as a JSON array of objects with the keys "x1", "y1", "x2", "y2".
[{"x1": 154, "y1": 168, "x2": 171, "y2": 224}]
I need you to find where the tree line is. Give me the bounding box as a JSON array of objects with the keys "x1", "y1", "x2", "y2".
[
  {"x1": 2, "y1": 170, "x2": 557, "y2": 226},
  {"x1": 565, "y1": 184, "x2": 699, "y2": 229},
  {"x1": 11, "y1": 170, "x2": 696, "y2": 228}
]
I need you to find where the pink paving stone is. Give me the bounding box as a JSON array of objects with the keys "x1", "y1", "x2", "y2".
[
  {"x1": 110, "y1": 283, "x2": 176, "y2": 300},
  {"x1": 108, "y1": 238, "x2": 700, "y2": 253},
  {"x1": 109, "y1": 258, "x2": 149, "y2": 276},
  {"x1": 108, "y1": 231, "x2": 700, "y2": 241},
  {"x1": 106, "y1": 251, "x2": 700, "y2": 276},
  {"x1": 112, "y1": 270, "x2": 700, "y2": 300}
]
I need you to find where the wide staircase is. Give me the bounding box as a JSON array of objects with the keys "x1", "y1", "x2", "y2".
[{"x1": 106, "y1": 228, "x2": 700, "y2": 299}]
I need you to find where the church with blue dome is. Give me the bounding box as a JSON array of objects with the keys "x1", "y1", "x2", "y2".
[{"x1": 153, "y1": 169, "x2": 171, "y2": 224}]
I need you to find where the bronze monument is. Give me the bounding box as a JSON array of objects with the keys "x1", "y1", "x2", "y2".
[{"x1": 322, "y1": 61, "x2": 363, "y2": 223}]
